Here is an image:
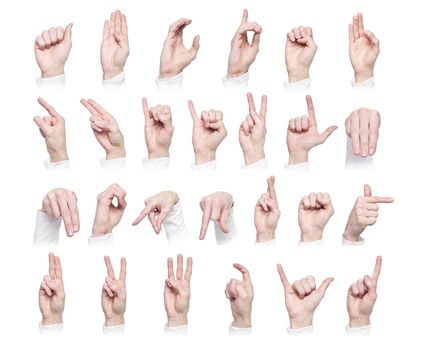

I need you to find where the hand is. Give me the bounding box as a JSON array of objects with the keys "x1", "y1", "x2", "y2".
[
  {"x1": 188, "y1": 100, "x2": 227, "y2": 165},
  {"x1": 33, "y1": 98, "x2": 68, "y2": 163},
  {"x1": 164, "y1": 254, "x2": 193, "y2": 327},
  {"x1": 345, "y1": 108, "x2": 381, "y2": 157},
  {"x1": 101, "y1": 10, "x2": 129, "y2": 80},
  {"x1": 92, "y1": 184, "x2": 127, "y2": 237},
  {"x1": 142, "y1": 97, "x2": 174, "y2": 159},
  {"x1": 34, "y1": 24, "x2": 73, "y2": 78},
  {"x1": 102, "y1": 256, "x2": 127, "y2": 326},
  {"x1": 349, "y1": 13, "x2": 380, "y2": 82},
  {"x1": 239, "y1": 93, "x2": 267, "y2": 165},
  {"x1": 347, "y1": 256, "x2": 382, "y2": 328},
  {"x1": 159, "y1": 18, "x2": 200, "y2": 78},
  {"x1": 277, "y1": 264, "x2": 334, "y2": 329},
  {"x1": 286, "y1": 95, "x2": 337, "y2": 164},
  {"x1": 41, "y1": 188, "x2": 79, "y2": 236},
  {"x1": 285, "y1": 26, "x2": 317, "y2": 82},
  {"x1": 39, "y1": 253, "x2": 65, "y2": 325},
  {"x1": 227, "y1": 9, "x2": 261, "y2": 78},
  {"x1": 80, "y1": 98, "x2": 126, "y2": 160},
  {"x1": 254, "y1": 176, "x2": 281, "y2": 243},
  {"x1": 132, "y1": 191, "x2": 179, "y2": 234},
  {"x1": 225, "y1": 263, "x2": 254, "y2": 328},
  {"x1": 298, "y1": 192, "x2": 334, "y2": 242},
  {"x1": 344, "y1": 185, "x2": 394, "y2": 242}
]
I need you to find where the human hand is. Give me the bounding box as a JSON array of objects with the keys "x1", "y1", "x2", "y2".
[
  {"x1": 80, "y1": 98, "x2": 126, "y2": 160},
  {"x1": 164, "y1": 254, "x2": 193, "y2": 327},
  {"x1": 102, "y1": 256, "x2": 127, "y2": 326},
  {"x1": 142, "y1": 97, "x2": 174, "y2": 159},
  {"x1": 254, "y1": 176, "x2": 280, "y2": 243},
  {"x1": 277, "y1": 264, "x2": 334, "y2": 329},
  {"x1": 347, "y1": 256, "x2": 382, "y2": 328},
  {"x1": 344, "y1": 185, "x2": 394, "y2": 242},
  {"x1": 41, "y1": 188, "x2": 79, "y2": 236},
  {"x1": 199, "y1": 192, "x2": 233, "y2": 240},
  {"x1": 34, "y1": 23, "x2": 72, "y2": 78},
  {"x1": 239, "y1": 93, "x2": 267, "y2": 165},
  {"x1": 227, "y1": 9, "x2": 262, "y2": 78},
  {"x1": 345, "y1": 108, "x2": 381, "y2": 157},
  {"x1": 225, "y1": 263, "x2": 254, "y2": 328},
  {"x1": 92, "y1": 184, "x2": 127, "y2": 237},
  {"x1": 132, "y1": 191, "x2": 179, "y2": 234},
  {"x1": 101, "y1": 10, "x2": 129, "y2": 80},
  {"x1": 286, "y1": 95, "x2": 337, "y2": 164},
  {"x1": 39, "y1": 253, "x2": 65, "y2": 325},
  {"x1": 159, "y1": 18, "x2": 200, "y2": 78},
  {"x1": 349, "y1": 13, "x2": 380, "y2": 83},
  {"x1": 188, "y1": 100, "x2": 227, "y2": 165},
  {"x1": 285, "y1": 26, "x2": 317, "y2": 82},
  {"x1": 298, "y1": 192, "x2": 334, "y2": 242},
  {"x1": 34, "y1": 98, "x2": 68, "y2": 163}
]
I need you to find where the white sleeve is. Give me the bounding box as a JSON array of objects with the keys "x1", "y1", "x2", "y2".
[
  {"x1": 33, "y1": 211, "x2": 61, "y2": 246},
  {"x1": 284, "y1": 78, "x2": 311, "y2": 91},
  {"x1": 156, "y1": 73, "x2": 183, "y2": 89},
  {"x1": 351, "y1": 76, "x2": 375, "y2": 90},
  {"x1": 163, "y1": 202, "x2": 190, "y2": 245},
  {"x1": 242, "y1": 159, "x2": 267, "y2": 170},
  {"x1": 229, "y1": 324, "x2": 252, "y2": 335},
  {"x1": 103, "y1": 324, "x2": 125, "y2": 335},
  {"x1": 287, "y1": 325, "x2": 314, "y2": 335},
  {"x1": 285, "y1": 162, "x2": 309, "y2": 171},
  {"x1": 222, "y1": 72, "x2": 249, "y2": 88},
  {"x1": 101, "y1": 157, "x2": 126, "y2": 169},
  {"x1": 143, "y1": 157, "x2": 170, "y2": 170},
  {"x1": 164, "y1": 324, "x2": 187, "y2": 335},
  {"x1": 345, "y1": 138, "x2": 374, "y2": 170},
  {"x1": 299, "y1": 239, "x2": 323, "y2": 246},
  {"x1": 342, "y1": 237, "x2": 365, "y2": 246},
  {"x1": 88, "y1": 233, "x2": 114, "y2": 247},
  {"x1": 102, "y1": 71, "x2": 125, "y2": 88},
  {"x1": 215, "y1": 208, "x2": 237, "y2": 245},
  {"x1": 345, "y1": 324, "x2": 371, "y2": 335},
  {"x1": 36, "y1": 74, "x2": 65, "y2": 89},
  {"x1": 44, "y1": 159, "x2": 70, "y2": 169},
  {"x1": 255, "y1": 238, "x2": 276, "y2": 246},
  {"x1": 191, "y1": 160, "x2": 217, "y2": 171},
  {"x1": 39, "y1": 322, "x2": 63, "y2": 334}
]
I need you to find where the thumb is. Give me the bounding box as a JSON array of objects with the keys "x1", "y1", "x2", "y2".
[
  {"x1": 219, "y1": 209, "x2": 230, "y2": 233},
  {"x1": 33, "y1": 116, "x2": 50, "y2": 133},
  {"x1": 364, "y1": 275, "x2": 377, "y2": 298},
  {"x1": 319, "y1": 125, "x2": 337, "y2": 143},
  {"x1": 251, "y1": 32, "x2": 260, "y2": 49},
  {"x1": 190, "y1": 35, "x2": 200, "y2": 57},
  {"x1": 156, "y1": 210, "x2": 168, "y2": 232},
  {"x1": 64, "y1": 23, "x2": 73, "y2": 42},
  {"x1": 365, "y1": 30, "x2": 379, "y2": 47},
  {"x1": 364, "y1": 184, "x2": 372, "y2": 197},
  {"x1": 297, "y1": 36, "x2": 316, "y2": 49},
  {"x1": 317, "y1": 277, "x2": 334, "y2": 297}
]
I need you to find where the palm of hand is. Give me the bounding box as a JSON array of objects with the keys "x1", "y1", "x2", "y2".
[
  {"x1": 285, "y1": 286, "x2": 320, "y2": 317},
  {"x1": 348, "y1": 292, "x2": 375, "y2": 319},
  {"x1": 286, "y1": 41, "x2": 313, "y2": 70},
  {"x1": 36, "y1": 44, "x2": 69, "y2": 71},
  {"x1": 146, "y1": 123, "x2": 172, "y2": 151},
  {"x1": 40, "y1": 279, "x2": 64, "y2": 317},
  {"x1": 102, "y1": 281, "x2": 126, "y2": 317},
  {"x1": 299, "y1": 208, "x2": 327, "y2": 233},
  {"x1": 93, "y1": 116, "x2": 123, "y2": 152},
  {"x1": 287, "y1": 124, "x2": 319, "y2": 152},
  {"x1": 162, "y1": 38, "x2": 193, "y2": 73},
  {"x1": 164, "y1": 280, "x2": 190, "y2": 318},
  {"x1": 193, "y1": 124, "x2": 223, "y2": 154},
  {"x1": 101, "y1": 37, "x2": 128, "y2": 72},
  {"x1": 231, "y1": 283, "x2": 253, "y2": 317},
  {"x1": 240, "y1": 123, "x2": 265, "y2": 152},
  {"x1": 255, "y1": 203, "x2": 279, "y2": 233},
  {"x1": 229, "y1": 39, "x2": 257, "y2": 74},
  {"x1": 350, "y1": 37, "x2": 378, "y2": 71}
]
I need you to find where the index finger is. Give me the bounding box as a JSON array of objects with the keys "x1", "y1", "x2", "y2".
[
  {"x1": 277, "y1": 264, "x2": 291, "y2": 289},
  {"x1": 38, "y1": 98, "x2": 61, "y2": 118},
  {"x1": 367, "y1": 196, "x2": 394, "y2": 204},
  {"x1": 132, "y1": 203, "x2": 154, "y2": 226},
  {"x1": 87, "y1": 99, "x2": 108, "y2": 115},
  {"x1": 142, "y1": 97, "x2": 150, "y2": 119},
  {"x1": 168, "y1": 18, "x2": 191, "y2": 36},
  {"x1": 188, "y1": 100, "x2": 200, "y2": 125},
  {"x1": 241, "y1": 9, "x2": 248, "y2": 24},
  {"x1": 306, "y1": 95, "x2": 316, "y2": 125},
  {"x1": 259, "y1": 95, "x2": 267, "y2": 119},
  {"x1": 48, "y1": 253, "x2": 55, "y2": 278},
  {"x1": 119, "y1": 257, "x2": 127, "y2": 281},
  {"x1": 372, "y1": 255, "x2": 382, "y2": 281},
  {"x1": 184, "y1": 257, "x2": 193, "y2": 282},
  {"x1": 199, "y1": 200, "x2": 212, "y2": 240},
  {"x1": 104, "y1": 256, "x2": 116, "y2": 279},
  {"x1": 55, "y1": 255, "x2": 63, "y2": 280},
  {"x1": 80, "y1": 98, "x2": 101, "y2": 117},
  {"x1": 233, "y1": 263, "x2": 251, "y2": 283},
  {"x1": 267, "y1": 176, "x2": 276, "y2": 200},
  {"x1": 167, "y1": 257, "x2": 175, "y2": 279},
  {"x1": 246, "y1": 92, "x2": 257, "y2": 116}
]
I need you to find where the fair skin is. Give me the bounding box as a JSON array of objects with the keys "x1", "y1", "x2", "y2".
[
  {"x1": 199, "y1": 192, "x2": 234, "y2": 240},
  {"x1": 102, "y1": 256, "x2": 127, "y2": 326},
  {"x1": 41, "y1": 188, "x2": 79, "y2": 237},
  {"x1": 254, "y1": 176, "x2": 281, "y2": 243},
  {"x1": 188, "y1": 100, "x2": 227, "y2": 165},
  {"x1": 298, "y1": 192, "x2": 334, "y2": 242},
  {"x1": 349, "y1": 13, "x2": 380, "y2": 83},
  {"x1": 132, "y1": 191, "x2": 180, "y2": 234},
  {"x1": 39, "y1": 253, "x2": 65, "y2": 325},
  {"x1": 344, "y1": 185, "x2": 394, "y2": 242},
  {"x1": 33, "y1": 98, "x2": 68, "y2": 163},
  {"x1": 164, "y1": 254, "x2": 193, "y2": 327},
  {"x1": 239, "y1": 93, "x2": 267, "y2": 165},
  {"x1": 227, "y1": 9, "x2": 261, "y2": 78},
  {"x1": 34, "y1": 23, "x2": 73, "y2": 78},
  {"x1": 277, "y1": 264, "x2": 334, "y2": 329},
  {"x1": 225, "y1": 263, "x2": 254, "y2": 328},
  {"x1": 101, "y1": 10, "x2": 129, "y2": 80},
  {"x1": 159, "y1": 18, "x2": 200, "y2": 78},
  {"x1": 285, "y1": 26, "x2": 317, "y2": 83},
  {"x1": 80, "y1": 98, "x2": 126, "y2": 160},
  {"x1": 287, "y1": 95, "x2": 338, "y2": 164},
  {"x1": 142, "y1": 97, "x2": 174, "y2": 159},
  {"x1": 345, "y1": 108, "x2": 381, "y2": 157},
  {"x1": 92, "y1": 183, "x2": 127, "y2": 237},
  {"x1": 347, "y1": 256, "x2": 382, "y2": 328}
]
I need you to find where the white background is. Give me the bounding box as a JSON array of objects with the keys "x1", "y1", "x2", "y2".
[{"x1": 0, "y1": 0, "x2": 421, "y2": 349}]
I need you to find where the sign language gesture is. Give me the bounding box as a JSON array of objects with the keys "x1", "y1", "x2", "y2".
[
  {"x1": 34, "y1": 98, "x2": 68, "y2": 163},
  {"x1": 227, "y1": 9, "x2": 262, "y2": 78},
  {"x1": 287, "y1": 95, "x2": 337, "y2": 164},
  {"x1": 239, "y1": 93, "x2": 267, "y2": 165},
  {"x1": 343, "y1": 185, "x2": 394, "y2": 242},
  {"x1": 347, "y1": 256, "x2": 382, "y2": 328},
  {"x1": 164, "y1": 254, "x2": 193, "y2": 327},
  {"x1": 39, "y1": 253, "x2": 65, "y2": 325},
  {"x1": 349, "y1": 13, "x2": 380, "y2": 83},
  {"x1": 277, "y1": 264, "x2": 334, "y2": 329},
  {"x1": 81, "y1": 98, "x2": 126, "y2": 160},
  {"x1": 188, "y1": 100, "x2": 227, "y2": 165},
  {"x1": 142, "y1": 97, "x2": 174, "y2": 159},
  {"x1": 159, "y1": 18, "x2": 200, "y2": 78},
  {"x1": 101, "y1": 10, "x2": 129, "y2": 80},
  {"x1": 102, "y1": 256, "x2": 127, "y2": 326}
]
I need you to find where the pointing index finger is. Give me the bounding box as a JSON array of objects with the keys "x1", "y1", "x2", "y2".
[
  {"x1": 119, "y1": 257, "x2": 127, "y2": 281},
  {"x1": 38, "y1": 98, "x2": 61, "y2": 119},
  {"x1": 367, "y1": 196, "x2": 394, "y2": 204},
  {"x1": 306, "y1": 95, "x2": 316, "y2": 125},
  {"x1": 277, "y1": 264, "x2": 291, "y2": 289},
  {"x1": 233, "y1": 263, "x2": 251, "y2": 283},
  {"x1": 372, "y1": 255, "x2": 382, "y2": 281},
  {"x1": 104, "y1": 256, "x2": 116, "y2": 280},
  {"x1": 188, "y1": 100, "x2": 200, "y2": 126},
  {"x1": 267, "y1": 176, "x2": 277, "y2": 200}
]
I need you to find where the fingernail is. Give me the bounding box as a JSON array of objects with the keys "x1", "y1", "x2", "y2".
[
  {"x1": 74, "y1": 225, "x2": 79, "y2": 232},
  {"x1": 369, "y1": 148, "x2": 374, "y2": 155},
  {"x1": 354, "y1": 148, "x2": 360, "y2": 155},
  {"x1": 361, "y1": 150, "x2": 367, "y2": 157}
]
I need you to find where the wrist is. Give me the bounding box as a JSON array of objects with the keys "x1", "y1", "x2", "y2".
[
  {"x1": 232, "y1": 315, "x2": 252, "y2": 328},
  {"x1": 301, "y1": 230, "x2": 323, "y2": 242},
  {"x1": 41, "y1": 66, "x2": 64, "y2": 78},
  {"x1": 106, "y1": 148, "x2": 126, "y2": 160},
  {"x1": 148, "y1": 149, "x2": 170, "y2": 159},
  {"x1": 288, "y1": 69, "x2": 310, "y2": 83},
  {"x1": 105, "y1": 315, "x2": 125, "y2": 327},
  {"x1": 343, "y1": 226, "x2": 362, "y2": 242},
  {"x1": 42, "y1": 315, "x2": 63, "y2": 325},
  {"x1": 159, "y1": 67, "x2": 182, "y2": 79},
  {"x1": 103, "y1": 67, "x2": 123, "y2": 80},
  {"x1": 290, "y1": 314, "x2": 313, "y2": 329},
  {"x1": 167, "y1": 315, "x2": 188, "y2": 327},
  {"x1": 226, "y1": 69, "x2": 248, "y2": 78},
  {"x1": 195, "y1": 151, "x2": 216, "y2": 165},
  {"x1": 256, "y1": 231, "x2": 275, "y2": 243},
  {"x1": 354, "y1": 70, "x2": 373, "y2": 83},
  {"x1": 349, "y1": 316, "x2": 370, "y2": 328},
  {"x1": 244, "y1": 149, "x2": 265, "y2": 165},
  {"x1": 49, "y1": 149, "x2": 69, "y2": 163},
  {"x1": 289, "y1": 151, "x2": 308, "y2": 165}
]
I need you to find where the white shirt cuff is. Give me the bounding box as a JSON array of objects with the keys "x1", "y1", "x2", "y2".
[
  {"x1": 33, "y1": 211, "x2": 61, "y2": 246},
  {"x1": 287, "y1": 325, "x2": 314, "y2": 335},
  {"x1": 163, "y1": 201, "x2": 190, "y2": 245},
  {"x1": 342, "y1": 237, "x2": 365, "y2": 246},
  {"x1": 143, "y1": 157, "x2": 170, "y2": 170},
  {"x1": 345, "y1": 324, "x2": 371, "y2": 335},
  {"x1": 156, "y1": 72, "x2": 183, "y2": 89},
  {"x1": 44, "y1": 158, "x2": 70, "y2": 169},
  {"x1": 299, "y1": 239, "x2": 323, "y2": 246},
  {"x1": 103, "y1": 323, "x2": 125, "y2": 335},
  {"x1": 285, "y1": 162, "x2": 309, "y2": 171},
  {"x1": 36, "y1": 74, "x2": 65, "y2": 88},
  {"x1": 222, "y1": 72, "x2": 249, "y2": 88},
  {"x1": 242, "y1": 158, "x2": 267, "y2": 170},
  {"x1": 88, "y1": 233, "x2": 114, "y2": 246},
  {"x1": 39, "y1": 322, "x2": 63, "y2": 334},
  {"x1": 214, "y1": 208, "x2": 237, "y2": 245},
  {"x1": 351, "y1": 76, "x2": 375, "y2": 89},
  {"x1": 229, "y1": 324, "x2": 252, "y2": 335},
  {"x1": 101, "y1": 157, "x2": 126, "y2": 169},
  {"x1": 255, "y1": 238, "x2": 276, "y2": 246},
  {"x1": 284, "y1": 77, "x2": 311, "y2": 91},
  {"x1": 102, "y1": 71, "x2": 125, "y2": 88},
  {"x1": 191, "y1": 160, "x2": 217, "y2": 171},
  {"x1": 164, "y1": 324, "x2": 187, "y2": 335}
]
